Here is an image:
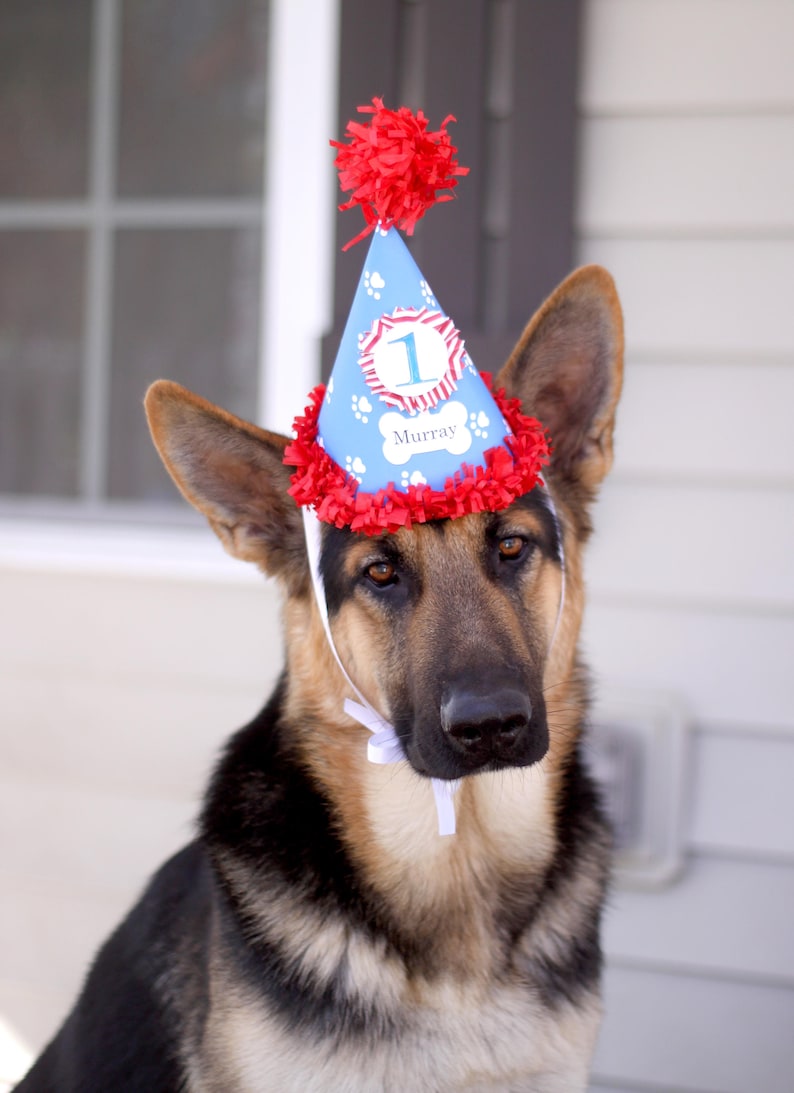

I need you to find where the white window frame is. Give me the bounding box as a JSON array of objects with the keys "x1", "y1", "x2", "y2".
[{"x1": 0, "y1": 0, "x2": 340, "y2": 582}]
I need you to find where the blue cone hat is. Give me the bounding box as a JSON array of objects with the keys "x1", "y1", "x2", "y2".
[
  {"x1": 284, "y1": 101, "x2": 550, "y2": 536},
  {"x1": 319, "y1": 226, "x2": 510, "y2": 494}
]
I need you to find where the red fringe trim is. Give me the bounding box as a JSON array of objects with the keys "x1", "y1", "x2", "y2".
[{"x1": 284, "y1": 376, "x2": 551, "y2": 536}]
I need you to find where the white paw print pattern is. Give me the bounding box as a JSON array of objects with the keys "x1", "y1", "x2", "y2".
[
  {"x1": 325, "y1": 376, "x2": 334, "y2": 404},
  {"x1": 419, "y1": 279, "x2": 436, "y2": 308},
  {"x1": 470, "y1": 410, "x2": 490, "y2": 439},
  {"x1": 352, "y1": 393, "x2": 372, "y2": 423},
  {"x1": 365, "y1": 270, "x2": 385, "y2": 300},
  {"x1": 400, "y1": 469, "x2": 427, "y2": 488},
  {"x1": 345, "y1": 455, "x2": 366, "y2": 482}
]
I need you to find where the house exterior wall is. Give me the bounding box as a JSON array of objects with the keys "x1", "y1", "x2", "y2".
[
  {"x1": 0, "y1": 1, "x2": 792, "y2": 1089},
  {"x1": 0, "y1": 551, "x2": 280, "y2": 1080},
  {"x1": 578, "y1": 2, "x2": 794, "y2": 1090}
]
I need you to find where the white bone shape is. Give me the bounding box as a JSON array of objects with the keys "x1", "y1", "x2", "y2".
[{"x1": 379, "y1": 401, "x2": 471, "y2": 467}]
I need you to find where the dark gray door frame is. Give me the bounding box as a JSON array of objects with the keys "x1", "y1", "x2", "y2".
[{"x1": 324, "y1": 0, "x2": 581, "y2": 378}]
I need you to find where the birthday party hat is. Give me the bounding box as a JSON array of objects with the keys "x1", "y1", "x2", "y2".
[{"x1": 285, "y1": 98, "x2": 550, "y2": 535}]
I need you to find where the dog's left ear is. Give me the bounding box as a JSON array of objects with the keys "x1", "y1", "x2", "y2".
[
  {"x1": 496, "y1": 265, "x2": 624, "y2": 492},
  {"x1": 145, "y1": 381, "x2": 307, "y2": 592}
]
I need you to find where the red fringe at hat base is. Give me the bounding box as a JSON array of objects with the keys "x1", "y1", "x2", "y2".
[{"x1": 284, "y1": 377, "x2": 551, "y2": 537}]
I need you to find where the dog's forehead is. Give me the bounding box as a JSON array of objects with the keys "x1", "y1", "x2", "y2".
[{"x1": 325, "y1": 490, "x2": 559, "y2": 573}]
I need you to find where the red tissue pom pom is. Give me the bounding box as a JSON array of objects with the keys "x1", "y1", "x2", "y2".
[{"x1": 331, "y1": 97, "x2": 469, "y2": 250}]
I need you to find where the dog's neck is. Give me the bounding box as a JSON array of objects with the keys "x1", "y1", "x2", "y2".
[{"x1": 283, "y1": 594, "x2": 560, "y2": 921}]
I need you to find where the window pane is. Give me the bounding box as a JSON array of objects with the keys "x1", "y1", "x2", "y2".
[
  {"x1": 118, "y1": 0, "x2": 268, "y2": 198},
  {"x1": 0, "y1": 0, "x2": 92, "y2": 198},
  {"x1": 108, "y1": 227, "x2": 261, "y2": 502},
  {"x1": 0, "y1": 232, "x2": 85, "y2": 496}
]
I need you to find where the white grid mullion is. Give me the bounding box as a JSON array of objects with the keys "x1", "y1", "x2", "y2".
[
  {"x1": 0, "y1": 201, "x2": 262, "y2": 230},
  {"x1": 0, "y1": 203, "x2": 93, "y2": 229},
  {"x1": 107, "y1": 200, "x2": 262, "y2": 227},
  {"x1": 80, "y1": 0, "x2": 121, "y2": 502}
]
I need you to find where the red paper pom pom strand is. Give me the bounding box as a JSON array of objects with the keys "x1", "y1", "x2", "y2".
[
  {"x1": 332, "y1": 97, "x2": 469, "y2": 250},
  {"x1": 284, "y1": 376, "x2": 551, "y2": 537}
]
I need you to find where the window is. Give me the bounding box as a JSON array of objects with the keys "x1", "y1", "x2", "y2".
[
  {"x1": 0, "y1": 0, "x2": 578, "y2": 535},
  {"x1": 0, "y1": 0, "x2": 269, "y2": 512}
]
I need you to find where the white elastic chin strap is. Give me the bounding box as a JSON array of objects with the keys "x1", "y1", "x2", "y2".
[{"x1": 302, "y1": 498, "x2": 566, "y2": 837}]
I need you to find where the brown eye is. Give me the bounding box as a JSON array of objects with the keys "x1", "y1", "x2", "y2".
[
  {"x1": 366, "y1": 561, "x2": 396, "y2": 586},
  {"x1": 498, "y1": 536, "x2": 526, "y2": 560}
]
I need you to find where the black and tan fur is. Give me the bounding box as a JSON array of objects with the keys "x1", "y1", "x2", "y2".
[{"x1": 17, "y1": 265, "x2": 623, "y2": 1092}]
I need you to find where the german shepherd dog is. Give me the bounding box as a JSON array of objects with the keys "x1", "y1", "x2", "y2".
[{"x1": 17, "y1": 265, "x2": 623, "y2": 1092}]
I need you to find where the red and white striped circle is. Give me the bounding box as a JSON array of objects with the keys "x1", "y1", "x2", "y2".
[{"x1": 358, "y1": 307, "x2": 466, "y2": 414}]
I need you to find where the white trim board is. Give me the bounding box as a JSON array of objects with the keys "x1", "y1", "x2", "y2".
[
  {"x1": 259, "y1": 0, "x2": 340, "y2": 434},
  {"x1": 0, "y1": 519, "x2": 259, "y2": 583}
]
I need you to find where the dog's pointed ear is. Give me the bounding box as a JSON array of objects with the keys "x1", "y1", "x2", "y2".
[
  {"x1": 145, "y1": 381, "x2": 307, "y2": 591},
  {"x1": 496, "y1": 265, "x2": 624, "y2": 492}
]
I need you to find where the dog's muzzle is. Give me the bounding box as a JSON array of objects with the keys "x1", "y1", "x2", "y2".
[{"x1": 438, "y1": 682, "x2": 548, "y2": 774}]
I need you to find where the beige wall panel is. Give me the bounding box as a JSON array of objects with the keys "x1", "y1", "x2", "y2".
[
  {"x1": 579, "y1": 116, "x2": 794, "y2": 233},
  {"x1": 581, "y1": 0, "x2": 794, "y2": 113}
]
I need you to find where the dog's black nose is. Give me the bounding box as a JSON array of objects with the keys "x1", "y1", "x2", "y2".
[{"x1": 441, "y1": 687, "x2": 532, "y2": 763}]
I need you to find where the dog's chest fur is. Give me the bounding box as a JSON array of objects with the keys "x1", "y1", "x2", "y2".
[
  {"x1": 193, "y1": 867, "x2": 603, "y2": 1093},
  {"x1": 181, "y1": 695, "x2": 608, "y2": 1093},
  {"x1": 195, "y1": 973, "x2": 600, "y2": 1092}
]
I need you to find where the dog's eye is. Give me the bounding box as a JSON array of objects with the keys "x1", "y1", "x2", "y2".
[
  {"x1": 497, "y1": 536, "x2": 527, "y2": 561},
  {"x1": 366, "y1": 561, "x2": 397, "y2": 587}
]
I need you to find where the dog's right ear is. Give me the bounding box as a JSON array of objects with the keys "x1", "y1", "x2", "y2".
[
  {"x1": 145, "y1": 381, "x2": 307, "y2": 592},
  {"x1": 495, "y1": 265, "x2": 624, "y2": 496}
]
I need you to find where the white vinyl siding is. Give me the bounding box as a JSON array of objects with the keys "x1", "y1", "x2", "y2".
[
  {"x1": 578, "y1": 2, "x2": 794, "y2": 1090},
  {"x1": 604, "y1": 360, "x2": 794, "y2": 483},
  {"x1": 0, "y1": 566, "x2": 281, "y2": 1065}
]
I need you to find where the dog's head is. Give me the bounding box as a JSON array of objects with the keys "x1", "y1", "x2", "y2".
[{"x1": 145, "y1": 266, "x2": 622, "y2": 784}]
